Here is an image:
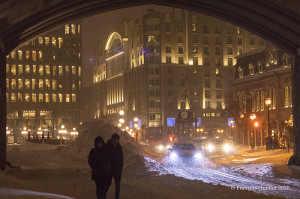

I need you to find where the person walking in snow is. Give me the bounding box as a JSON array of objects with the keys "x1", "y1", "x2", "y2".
[
  {"x1": 88, "y1": 136, "x2": 111, "y2": 199},
  {"x1": 105, "y1": 133, "x2": 124, "y2": 199}
]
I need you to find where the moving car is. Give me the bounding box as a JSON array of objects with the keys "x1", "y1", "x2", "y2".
[
  {"x1": 168, "y1": 142, "x2": 203, "y2": 165},
  {"x1": 202, "y1": 139, "x2": 234, "y2": 155}
]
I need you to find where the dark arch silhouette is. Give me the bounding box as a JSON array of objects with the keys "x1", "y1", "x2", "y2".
[{"x1": 1, "y1": 0, "x2": 300, "y2": 170}]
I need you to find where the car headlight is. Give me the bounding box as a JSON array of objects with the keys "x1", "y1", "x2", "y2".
[
  {"x1": 169, "y1": 151, "x2": 178, "y2": 159},
  {"x1": 157, "y1": 144, "x2": 164, "y2": 150},
  {"x1": 223, "y1": 143, "x2": 232, "y2": 153},
  {"x1": 194, "y1": 152, "x2": 202, "y2": 159},
  {"x1": 206, "y1": 143, "x2": 214, "y2": 152}
]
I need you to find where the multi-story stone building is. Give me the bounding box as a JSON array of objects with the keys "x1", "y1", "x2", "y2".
[
  {"x1": 231, "y1": 43, "x2": 292, "y2": 146},
  {"x1": 92, "y1": 9, "x2": 266, "y2": 139},
  {"x1": 6, "y1": 21, "x2": 82, "y2": 138}
]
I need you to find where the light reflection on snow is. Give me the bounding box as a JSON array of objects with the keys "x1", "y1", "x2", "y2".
[{"x1": 142, "y1": 156, "x2": 300, "y2": 199}]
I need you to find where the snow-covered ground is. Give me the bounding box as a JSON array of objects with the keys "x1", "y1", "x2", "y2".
[{"x1": 1, "y1": 121, "x2": 300, "y2": 199}]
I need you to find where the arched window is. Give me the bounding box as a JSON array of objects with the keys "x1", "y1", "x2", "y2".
[
  {"x1": 242, "y1": 93, "x2": 247, "y2": 113},
  {"x1": 256, "y1": 90, "x2": 260, "y2": 111},
  {"x1": 258, "y1": 60, "x2": 263, "y2": 73},
  {"x1": 260, "y1": 90, "x2": 264, "y2": 111},
  {"x1": 249, "y1": 63, "x2": 254, "y2": 75},
  {"x1": 238, "y1": 66, "x2": 243, "y2": 78}
]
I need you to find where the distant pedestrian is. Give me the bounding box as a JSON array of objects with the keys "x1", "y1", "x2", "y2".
[
  {"x1": 88, "y1": 136, "x2": 110, "y2": 199},
  {"x1": 106, "y1": 133, "x2": 124, "y2": 199}
]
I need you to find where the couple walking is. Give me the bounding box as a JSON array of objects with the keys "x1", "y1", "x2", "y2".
[{"x1": 88, "y1": 133, "x2": 124, "y2": 199}]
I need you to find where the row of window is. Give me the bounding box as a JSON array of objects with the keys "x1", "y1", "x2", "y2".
[
  {"x1": 6, "y1": 78, "x2": 80, "y2": 91},
  {"x1": 65, "y1": 24, "x2": 80, "y2": 35},
  {"x1": 6, "y1": 93, "x2": 76, "y2": 103},
  {"x1": 238, "y1": 86, "x2": 292, "y2": 113},
  {"x1": 147, "y1": 34, "x2": 262, "y2": 45},
  {"x1": 146, "y1": 22, "x2": 243, "y2": 35},
  {"x1": 6, "y1": 64, "x2": 81, "y2": 76},
  {"x1": 7, "y1": 50, "x2": 81, "y2": 63}
]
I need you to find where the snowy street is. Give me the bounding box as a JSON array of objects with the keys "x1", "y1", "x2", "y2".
[{"x1": 1, "y1": 123, "x2": 300, "y2": 199}]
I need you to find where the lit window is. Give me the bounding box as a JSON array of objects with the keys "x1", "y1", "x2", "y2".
[
  {"x1": 32, "y1": 51, "x2": 37, "y2": 61},
  {"x1": 39, "y1": 65, "x2": 44, "y2": 76},
  {"x1": 45, "y1": 93, "x2": 49, "y2": 102},
  {"x1": 6, "y1": 93, "x2": 9, "y2": 102},
  {"x1": 31, "y1": 79, "x2": 36, "y2": 90},
  {"x1": 18, "y1": 93, "x2": 22, "y2": 102},
  {"x1": 25, "y1": 93, "x2": 30, "y2": 102},
  {"x1": 53, "y1": 66, "x2": 57, "y2": 76},
  {"x1": 72, "y1": 83, "x2": 76, "y2": 90},
  {"x1": 65, "y1": 66, "x2": 70, "y2": 76},
  {"x1": 72, "y1": 94, "x2": 76, "y2": 102},
  {"x1": 32, "y1": 93, "x2": 36, "y2": 102},
  {"x1": 25, "y1": 79, "x2": 30, "y2": 89},
  {"x1": 18, "y1": 65, "x2": 23, "y2": 75},
  {"x1": 38, "y1": 37, "x2": 43, "y2": 45},
  {"x1": 45, "y1": 37, "x2": 50, "y2": 45},
  {"x1": 78, "y1": 66, "x2": 81, "y2": 76},
  {"x1": 52, "y1": 37, "x2": 56, "y2": 46},
  {"x1": 58, "y1": 94, "x2": 63, "y2": 102},
  {"x1": 39, "y1": 79, "x2": 43, "y2": 90},
  {"x1": 26, "y1": 50, "x2": 30, "y2": 60},
  {"x1": 216, "y1": 68, "x2": 220, "y2": 75},
  {"x1": 45, "y1": 79, "x2": 50, "y2": 90},
  {"x1": 72, "y1": 66, "x2": 76, "y2": 75},
  {"x1": 58, "y1": 66, "x2": 63, "y2": 76},
  {"x1": 58, "y1": 38, "x2": 63, "y2": 48},
  {"x1": 38, "y1": 51, "x2": 43, "y2": 60},
  {"x1": 32, "y1": 65, "x2": 37, "y2": 74},
  {"x1": 18, "y1": 79, "x2": 23, "y2": 90},
  {"x1": 45, "y1": 65, "x2": 50, "y2": 75},
  {"x1": 148, "y1": 35, "x2": 155, "y2": 42},
  {"x1": 39, "y1": 94, "x2": 43, "y2": 102},
  {"x1": 25, "y1": 65, "x2": 30, "y2": 74},
  {"x1": 78, "y1": 24, "x2": 81, "y2": 34},
  {"x1": 11, "y1": 51, "x2": 16, "y2": 59},
  {"x1": 192, "y1": 23, "x2": 197, "y2": 32},
  {"x1": 11, "y1": 93, "x2": 16, "y2": 102},
  {"x1": 238, "y1": 66, "x2": 243, "y2": 78},
  {"x1": 249, "y1": 63, "x2": 254, "y2": 75},
  {"x1": 18, "y1": 50, "x2": 23, "y2": 61},
  {"x1": 71, "y1": 24, "x2": 76, "y2": 34},
  {"x1": 52, "y1": 94, "x2": 57, "y2": 102},
  {"x1": 66, "y1": 94, "x2": 70, "y2": 102},
  {"x1": 11, "y1": 65, "x2": 16, "y2": 75},
  {"x1": 65, "y1": 24, "x2": 69, "y2": 34},
  {"x1": 52, "y1": 80, "x2": 57, "y2": 90},
  {"x1": 78, "y1": 53, "x2": 81, "y2": 60}
]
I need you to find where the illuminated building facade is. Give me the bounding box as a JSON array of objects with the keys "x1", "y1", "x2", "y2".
[
  {"x1": 6, "y1": 21, "x2": 82, "y2": 137},
  {"x1": 92, "y1": 9, "x2": 266, "y2": 138},
  {"x1": 232, "y1": 43, "x2": 292, "y2": 146}
]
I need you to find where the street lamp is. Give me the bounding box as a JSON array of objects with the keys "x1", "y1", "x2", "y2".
[
  {"x1": 119, "y1": 110, "x2": 124, "y2": 116},
  {"x1": 119, "y1": 118, "x2": 125, "y2": 124},
  {"x1": 254, "y1": 121, "x2": 259, "y2": 149},
  {"x1": 265, "y1": 98, "x2": 272, "y2": 137},
  {"x1": 249, "y1": 114, "x2": 256, "y2": 149},
  {"x1": 230, "y1": 120, "x2": 234, "y2": 139}
]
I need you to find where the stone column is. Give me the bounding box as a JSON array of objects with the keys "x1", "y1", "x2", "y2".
[
  {"x1": 289, "y1": 54, "x2": 300, "y2": 166},
  {"x1": 0, "y1": 49, "x2": 6, "y2": 171}
]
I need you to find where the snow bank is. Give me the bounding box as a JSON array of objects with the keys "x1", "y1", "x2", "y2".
[{"x1": 57, "y1": 120, "x2": 143, "y2": 168}]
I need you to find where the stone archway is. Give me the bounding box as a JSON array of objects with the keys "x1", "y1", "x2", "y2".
[{"x1": 1, "y1": 0, "x2": 300, "y2": 170}]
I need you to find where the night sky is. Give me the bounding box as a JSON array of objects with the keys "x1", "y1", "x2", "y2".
[{"x1": 82, "y1": 5, "x2": 174, "y2": 87}]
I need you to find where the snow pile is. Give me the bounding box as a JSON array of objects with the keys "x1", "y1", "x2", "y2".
[{"x1": 57, "y1": 120, "x2": 143, "y2": 168}]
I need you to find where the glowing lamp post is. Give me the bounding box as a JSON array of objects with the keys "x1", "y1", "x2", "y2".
[
  {"x1": 119, "y1": 110, "x2": 124, "y2": 116},
  {"x1": 265, "y1": 98, "x2": 272, "y2": 137},
  {"x1": 230, "y1": 120, "x2": 234, "y2": 139}
]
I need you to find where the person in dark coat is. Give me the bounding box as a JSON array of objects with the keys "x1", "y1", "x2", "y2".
[
  {"x1": 105, "y1": 133, "x2": 124, "y2": 199},
  {"x1": 88, "y1": 136, "x2": 110, "y2": 199}
]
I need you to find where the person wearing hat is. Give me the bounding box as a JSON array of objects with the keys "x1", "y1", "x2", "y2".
[
  {"x1": 88, "y1": 136, "x2": 110, "y2": 199},
  {"x1": 105, "y1": 133, "x2": 124, "y2": 199}
]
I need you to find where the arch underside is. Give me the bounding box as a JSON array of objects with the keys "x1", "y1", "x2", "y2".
[{"x1": 0, "y1": 0, "x2": 299, "y2": 55}]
